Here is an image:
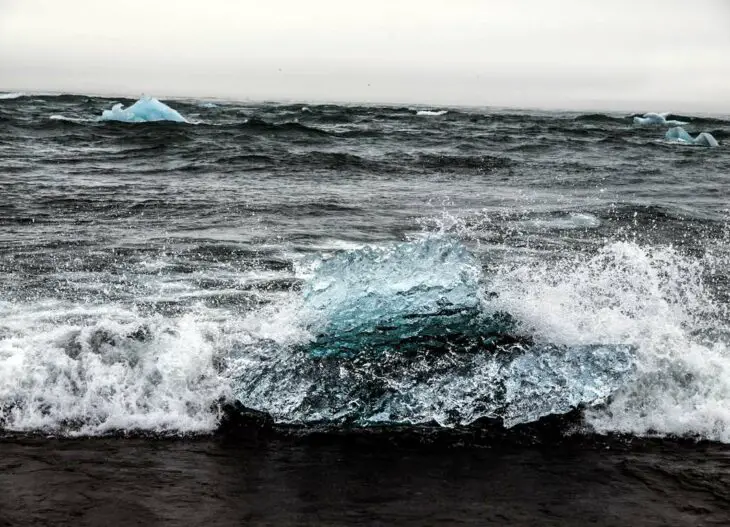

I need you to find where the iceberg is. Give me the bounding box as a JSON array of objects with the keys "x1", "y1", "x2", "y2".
[
  {"x1": 694, "y1": 132, "x2": 719, "y2": 148},
  {"x1": 665, "y1": 126, "x2": 719, "y2": 147},
  {"x1": 633, "y1": 112, "x2": 687, "y2": 126},
  {"x1": 301, "y1": 237, "x2": 488, "y2": 357},
  {"x1": 100, "y1": 96, "x2": 188, "y2": 123},
  {"x1": 665, "y1": 126, "x2": 694, "y2": 143}
]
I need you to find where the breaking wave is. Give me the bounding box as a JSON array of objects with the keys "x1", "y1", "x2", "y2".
[
  {"x1": 633, "y1": 112, "x2": 688, "y2": 127},
  {"x1": 416, "y1": 110, "x2": 448, "y2": 116},
  {"x1": 0, "y1": 303, "x2": 229, "y2": 435},
  {"x1": 228, "y1": 233, "x2": 730, "y2": 438},
  {"x1": 1, "y1": 228, "x2": 728, "y2": 440}
]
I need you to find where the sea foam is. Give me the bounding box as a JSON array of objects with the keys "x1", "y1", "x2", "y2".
[
  {"x1": 416, "y1": 110, "x2": 448, "y2": 116},
  {"x1": 633, "y1": 112, "x2": 687, "y2": 126}
]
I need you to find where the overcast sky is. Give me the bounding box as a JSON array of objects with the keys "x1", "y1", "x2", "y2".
[{"x1": 1, "y1": 0, "x2": 729, "y2": 111}]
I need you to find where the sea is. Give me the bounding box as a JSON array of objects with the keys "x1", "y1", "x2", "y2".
[{"x1": 1, "y1": 92, "x2": 729, "y2": 525}]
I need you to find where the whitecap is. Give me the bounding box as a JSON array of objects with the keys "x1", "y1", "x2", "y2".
[
  {"x1": 49, "y1": 115, "x2": 94, "y2": 124},
  {"x1": 526, "y1": 212, "x2": 601, "y2": 230},
  {"x1": 633, "y1": 112, "x2": 687, "y2": 126}
]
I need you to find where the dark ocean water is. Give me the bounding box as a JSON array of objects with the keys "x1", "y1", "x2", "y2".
[{"x1": 1, "y1": 92, "x2": 730, "y2": 524}]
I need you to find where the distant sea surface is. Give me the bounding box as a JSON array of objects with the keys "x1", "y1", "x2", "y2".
[{"x1": 1, "y1": 93, "x2": 729, "y2": 525}]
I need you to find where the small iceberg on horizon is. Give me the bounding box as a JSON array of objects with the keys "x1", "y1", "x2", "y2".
[
  {"x1": 633, "y1": 112, "x2": 687, "y2": 126},
  {"x1": 665, "y1": 126, "x2": 719, "y2": 147},
  {"x1": 100, "y1": 96, "x2": 188, "y2": 123}
]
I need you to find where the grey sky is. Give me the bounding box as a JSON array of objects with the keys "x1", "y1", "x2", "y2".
[{"x1": 1, "y1": 0, "x2": 729, "y2": 111}]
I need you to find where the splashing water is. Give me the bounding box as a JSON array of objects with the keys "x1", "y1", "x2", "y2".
[
  {"x1": 0, "y1": 302, "x2": 229, "y2": 435},
  {"x1": 486, "y1": 240, "x2": 730, "y2": 440},
  {"x1": 1, "y1": 229, "x2": 727, "y2": 439},
  {"x1": 230, "y1": 237, "x2": 638, "y2": 427}
]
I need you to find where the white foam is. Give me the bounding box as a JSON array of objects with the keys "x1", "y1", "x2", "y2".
[
  {"x1": 0, "y1": 301, "x2": 230, "y2": 435},
  {"x1": 0, "y1": 92, "x2": 24, "y2": 100},
  {"x1": 49, "y1": 115, "x2": 94, "y2": 124},
  {"x1": 526, "y1": 212, "x2": 601, "y2": 230},
  {"x1": 633, "y1": 112, "x2": 687, "y2": 126},
  {"x1": 416, "y1": 110, "x2": 448, "y2": 116},
  {"x1": 488, "y1": 241, "x2": 730, "y2": 441}
]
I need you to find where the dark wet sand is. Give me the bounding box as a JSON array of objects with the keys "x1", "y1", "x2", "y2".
[{"x1": 1, "y1": 435, "x2": 729, "y2": 526}]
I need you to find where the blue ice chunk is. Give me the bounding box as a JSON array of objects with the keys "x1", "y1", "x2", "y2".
[
  {"x1": 665, "y1": 126, "x2": 694, "y2": 143},
  {"x1": 694, "y1": 132, "x2": 719, "y2": 148},
  {"x1": 100, "y1": 96, "x2": 188, "y2": 123},
  {"x1": 302, "y1": 237, "x2": 483, "y2": 352},
  {"x1": 665, "y1": 126, "x2": 719, "y2": 147}
]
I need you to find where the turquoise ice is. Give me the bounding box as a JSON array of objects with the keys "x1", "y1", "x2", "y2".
[
  {"x1": 665, "y1": 126, "x2": 719, "y2": 147},
  {"x1": 100, "y1": 96, "x2": 188, "y2": 123}
]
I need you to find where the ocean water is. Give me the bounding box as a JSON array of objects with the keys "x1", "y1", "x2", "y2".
[{"x1": 1, "y1": 93, "x2": 730, "y2": 524}]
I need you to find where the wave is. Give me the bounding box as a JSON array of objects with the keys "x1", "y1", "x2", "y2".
[
  {"x1": 0, "y1": 302, "x2": 229, "y2": 435},
  {"x1": 1, "y1": 230, "x2": 728, "y2": 439},
  {"x1": 416, "y1": 153, "x2": 512, "y2": 171},
  {"x1": 523, "y1": 212, "x2": 601, "y2": 230},
  {"x1": 0, "y1": 92, "x2": 25, "y2": 100},
  {"x1": 49, "y1": 114, "x2": 96, "y2": 125},
  {"x1": 231, "y1": 234, "x2": 730, "y2": 438},
  {"x1": 574, "y1": 113, "x2": 628, "y2": 124},
  {"x1": 633, "y1": 112, "x2": 688, "y2": 127},
  {"x1": 237, "y1": 117, "x2": 332, "y2": 137}
]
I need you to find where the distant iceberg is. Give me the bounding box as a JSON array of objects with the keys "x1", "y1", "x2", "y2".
[
  {"x1": 416, "y1": 110, "x2": 448, "y2": 116},
  {"x1": 198, "y1": 101, "x2": 217, "y2": 109},
  {"x1": 100, "y1": 96, "x2": 188, "y2": 123},
  {"x1": 0, "y1": 92, "x2": 25, "y2": 100},
  {"x1": 633, "y1": 112, "x2": 687, "y2": 126},
  {"x1": 665, "y1": 126, "x2": 719, "y2": 147}
]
